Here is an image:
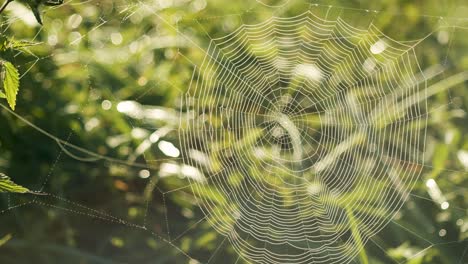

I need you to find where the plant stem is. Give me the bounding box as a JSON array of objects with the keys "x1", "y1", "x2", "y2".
[
  {"x1": 0, "y1": 0, "x2": 13, "y2": 15},
  {"x1": 346, "y1": 206, "x2": 369, "y2": 264}
]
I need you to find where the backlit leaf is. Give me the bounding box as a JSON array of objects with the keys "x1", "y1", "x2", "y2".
[
  {"x1": 0, "y1": 173, "x2": 29, "y2": 193},
  {"x1": 1, "y1": 60, "x2": 19, "y2": 110}
]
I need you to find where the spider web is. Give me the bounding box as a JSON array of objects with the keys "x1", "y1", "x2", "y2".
[
  {"x1": 178, "y1": 9, "x2": 433, "y2": 264},
  {"x1": 0, "y1": 1, "x2": 467, "y2": 263}
]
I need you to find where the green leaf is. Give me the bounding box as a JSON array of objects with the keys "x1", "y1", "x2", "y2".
[
  {"x1": 0, "y1": 36, "x2": 8, "y2": 51},
  {"x1": 0, "y1": 35, "x2": 39, "y2": 53},
  {"x1": 0, "y1": 234, "x2": 12, "y2": 247},
  {"x1": 0, "y1": 173, "x2": 29, "y2": 193},
  {"x1": 1, "y1": 60, "x2": 19, "y2": 110},
  {"x1": 10, "y1": 39, "x2": 40, "y2": 50}
]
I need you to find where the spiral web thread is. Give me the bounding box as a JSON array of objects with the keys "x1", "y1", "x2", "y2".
[{"x1": 180, "y1": 11, "x2": 427, "y2": 264}]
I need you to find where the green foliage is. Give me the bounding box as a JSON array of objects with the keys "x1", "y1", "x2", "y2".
[
  {"x1": 0, "y1": 0, "x2": 466, "y2": 263},
  {"x1": 0, "y1": 0, "x2": 64, "y2": 25},
  {"x1": 387, "y1": 242, "x2": 437, "y2": 264},
  {"x1": 346, "y1": 207, "x2": 369, "y2": 264},
  {"x1": 0, "y1": 234, "x2": 12, "y2": 247},
  {"x1": 1, "y1": 37, "x2": 39, "y2": 52},
  {"x1": 0, "y1": 2, "x2": 53, "y2": 110},
  {"x1": 17, "y1": 0, "x2": 64, "y2": 25},
  {"x1": 0, "y1": 36, "x2": 39, "y2": 110},
  {"x1": 0, "y1": 60, "x2": 19, "y2": 110},
  {"x1": 0, "y1": 173, "x2": 29, "y2": 193}
]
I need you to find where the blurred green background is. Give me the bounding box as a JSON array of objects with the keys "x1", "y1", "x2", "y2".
[{"x1": 0, "y1": 0, "x2": 467, "y2": 263}]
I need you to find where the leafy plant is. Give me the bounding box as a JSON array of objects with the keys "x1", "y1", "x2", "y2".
[
  {"x1": 0, "y1": 173, "x2": 30, "y2": 193},
  {"x1": 0, "y1": 36, "x2": 40, "y2": 110},
  {"x1": 0, "y1": 0, "x2": 64, "y2": 25},
  {"x1": 0, "y1": 60, "x2": 19, "y2": 110},
  {"x1": 0, "y1": 0, "x2": 64, "y2": 110}
]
